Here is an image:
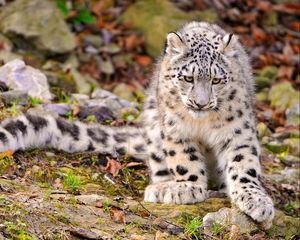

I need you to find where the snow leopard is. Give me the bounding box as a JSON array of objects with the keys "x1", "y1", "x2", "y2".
[{"x1": 0, "y1": 22, "x2": 274, "y2": 227}]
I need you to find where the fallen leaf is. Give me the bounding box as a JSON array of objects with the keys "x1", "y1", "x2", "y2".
[
  {"x1": 123, "y1": 34, "x2": 143, "y2": 51},
  {"x1": 155, "y1": 230, "x2": 168, "y2": 240},
  {"x1": 110, "y1": 207, "x2": 126, "y2": 224},
  {"x1": 256, "y1": 1, "x2": 271, "y2": 12},
  {"x1": 72, "y1": 105, "x2": 81, "y2": 116},
  {"x1": 251, "y1": 25, "x2": 267, "y2": 42},
  {"x1": 229, "y1": 225, "x2": 240, "y2": 240},
  {"x1": 278, "y1": 65, "x2": 294, "y2": 80},
  {"x1": 125, "y1": 162, "x2": 143, "y2": 168},
  {"x1": 95, "y1": 200, "x2": 103, "y2": 208},
  {"x1": 135, "y1": 55, "x2": 152, "y2": 66},
  {"x1": 0, "y1": 149, "x2": 13, "y2": 158},
  {"x1": 130, "y1": 234, "x2": 147, "y2": 240},
  {"x1": 105, "y1": 159, "x2": 122, "y2": 176},
  {"x1": 53, "y1": 178, "x2": 62, "y2": 189}
]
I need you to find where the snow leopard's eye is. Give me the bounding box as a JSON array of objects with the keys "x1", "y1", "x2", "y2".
[
  {"x1": 183, "y1": 76, "x2": 194, "y2": 83},
  {"x1": 212, "y1": 78, "x2": 222, "y2": 85}
]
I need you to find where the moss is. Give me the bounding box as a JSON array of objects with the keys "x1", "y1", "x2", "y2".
[{"x1": 121, "y1": 0, "x2": 216, "y2": 57}]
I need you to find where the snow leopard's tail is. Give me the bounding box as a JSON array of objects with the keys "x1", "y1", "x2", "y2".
[{"x1": 0, "y1": 114, "x2": 148, "y2": 160}]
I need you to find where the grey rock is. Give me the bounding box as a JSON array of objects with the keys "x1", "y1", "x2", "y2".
[
  {"x1": 92, "y1": 88, "x2": 135, "y2": 108},
  {"x1": 0, "y1": 59, "x2": 52, "y2": 101},
  {"x1": 91, "y1": 88, "x2": 114, "y2": 99},
  {"x1": 286, "y1": 104, "x2": 300, "y2": 126},
  {"x1": 78, "y1": 105, "x2": 116, "y2": 123},
  {"x1": 203, "y1": 207, "x2": 259, "y2": 233},
  {"x1": 99, "y1": 44, "x2": 121, "y2": 54},
  {"x1": 75, "y1": 194, "x2": 107, "y2": 206},
  {"x1": 0, "y1": 0, "x2": 76, "y2": 54},
  {"x1": 121, "y1": 0, "x2": 216, "y2": 57},
  {"x1": 71, "y1": 93, "x2": 90, "y2": 103},
  {"x1": 283, "y1": 138, "x2": 300, "y2": 156},
  {"x1": 0, "y1": 90, "x2": 28, "y2": 105},
  {"x1": 82, "y1": 35, "x2": 103, "y2": 48},
  {"x1": 0, "y1": 50, "x2": 23, "y2": 64},
  {"x1": 84, "y1": 45, "x2": 99, "y2": 55},
  {"x1": 279, "y1": 168, "x2": 299, "y2": 184},
  {"x1": 97, "y1": 57, "x2": 114, "y2": 75},
  {"x1": 267, "y1": 167, "x2": 299, "y2": 185},
  {"x1": 268, "y1": 82, "x2": 300, "y2": 110},
  {"x1": 112, "y1": 83, "x2": 134, "y2": 101},
  {"x1": 42, "y1": 103, "x2": 72, "y2": 116},
  {"x1": 70, "y1": 68, "x2": 91, "y2": 94}
]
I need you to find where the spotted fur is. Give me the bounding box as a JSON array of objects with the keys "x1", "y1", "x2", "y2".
[{"x1": 0, "y1": 22, "x2": 274, "y2": 227}]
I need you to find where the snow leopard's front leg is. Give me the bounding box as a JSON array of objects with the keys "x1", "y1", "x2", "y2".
[
  {"x1": 219, "y1": 126, "x2": 274, "y2": 226},
  {"x1": 144, "y1": 135, "x2": 208, "y2": 204}
]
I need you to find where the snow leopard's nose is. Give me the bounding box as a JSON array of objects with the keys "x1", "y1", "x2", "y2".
[{"x1": 194, "y1": 100, "x2": 208, "y2": 109}]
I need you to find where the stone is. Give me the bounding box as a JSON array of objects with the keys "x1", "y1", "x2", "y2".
[
  {"x1": 121, "y1": 0, "x2": 216, "y2": 57},
  {"x1": 70, "y1": 69, "x2": 91, "y2": 94},
  {"x1": 270, "y1": 210, "x2": 300, "y2": 237},
  {"x1": 76, "y1": 194, "x2": 107, "y2": 206},
  {"x1": 71, "y1": 93, "x2": 90, "y2": 103},
  {"x1": 283, "y1": 138, "x2": 300, "y2": 156},
  {"x1": 82, "y1": 34, "x2": 103, "y2": 48},
  {"x1": 257, "y1": 122, "x2": 272, "y2": 138},
  {"x1": 0, "y1": 0, "x2": 76, "y2": 55},
  {"x1": 286, "y1": 104, "x2": 300, "y2": 126},
  {"x1": 41, "y1": 103, "x2": 72, "y2": 116},
  {"x1": 279, "y1": 154, "x2": 300, "y2": 164},
  {"x1": 99, "y1": 44, "x2": 121, "y2": 54},
  {"x1": 0, "y1": 90, "x2": 28, "y2": 105},
  {"x1": 279, "y1": 168, "x2": 299, "y2": 184},
  {"x1": 92, "y1": 88, "x2": 136, "y2": 110},
  {"x1": 0, "y1": 50, "x2": 23, "y2": 64},
  {"x1": 256, "y1": 66, "x2": 278, "y2": 90},
  {"x1": 256, "y1": 91, "x2": 268, "y2": 102},
  {"x1": 77, "y1": 106, "x2": 116, "y2": 123},
  {"x1": 97, "y1": 57, "x2": 114, "y2": 75},
  {"x1": 268, "y1": 82, "x2": 300, "y2": 110},
  {"x1": 0, "y1": 59, "x2": 52, "y2": 101},
  {"x1": 112, "y1": 83, "x2": 134, "y2": 101},
  {"x1": 203, "y1": 207, "x2": 258, "y2": 233}
]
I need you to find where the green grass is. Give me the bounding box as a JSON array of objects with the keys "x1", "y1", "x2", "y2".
[
  {"x1": 62, "y1": 173, "x2": 82, "y2": 192},
  {"x1": 28, "y1": 96, "x2": 43, "y2": 106},
  {"x1": 185, "y1": 217, "x2": 203, "y2": 240}
]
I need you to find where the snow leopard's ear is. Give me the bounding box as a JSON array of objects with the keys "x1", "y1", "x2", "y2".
[
  {"x1": 221, "y1": 33, "x2": 238, "y2": 57},
  {"x1": 165, "y1": 32, "x2": 187, "y2": 61}
]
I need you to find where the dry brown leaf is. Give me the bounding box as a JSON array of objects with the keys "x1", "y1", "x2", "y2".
[
  {"x1": 251, "y1": 25, "x2": 267, "y2": 42},
  {"x1": 91, "y1": 0, "x2": 113, "y2": 16},
  {"x1": 0, "y1": 149, "x2": 13, "y2": 158},
  {"x1": 229, "y1": 225, "x2": 240, "y2": 240},
  {"x1": 155, "y1": 230, "x2": 168, "y2": 240},
  {"x1": 110, "y1": 207, "x2": 126, "y2": 224},
  {"x1": 124, "y1": 34, "x2": 143, "y2": 51},
  {"x1": 135, "y1": 55, "x2": 152, "y2": 66},
  {"x1": 278, "y1": 65, "x2": 294, "y2": 80},
  {"x1": 95, "y1": 200, "x2": 103, "y2": 208},
  {"x1": 53, "y1": 178, "x2": 62, "y2": 189},
  {"x1": 130, "y1": 234, "x2": 147, "y2": 240},
  {"x1": 256, "y1": 1, "x2": 271, "y2": 12},
  {"x1": 126, "y1": 162, "x2": 143, "y2": 168},
  {"x1": 72, "y1": 105, "x2": 81, "y2": 116},
  {"x1": 105, "y1": 159, "x2": 122, "y2": 176}
]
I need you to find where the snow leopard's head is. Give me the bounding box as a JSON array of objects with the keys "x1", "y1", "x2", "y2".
[{"x1": 162, "y1": 22, "x2": 238, "y2": 118}]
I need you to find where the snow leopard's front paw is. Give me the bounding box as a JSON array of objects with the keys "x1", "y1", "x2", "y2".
[
  {"x1": 144, "y1": 181, "x2": 208, "y2": 204},
  {"x1": 233, "y1": 190, "x2": 274, "y2": 228}
]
